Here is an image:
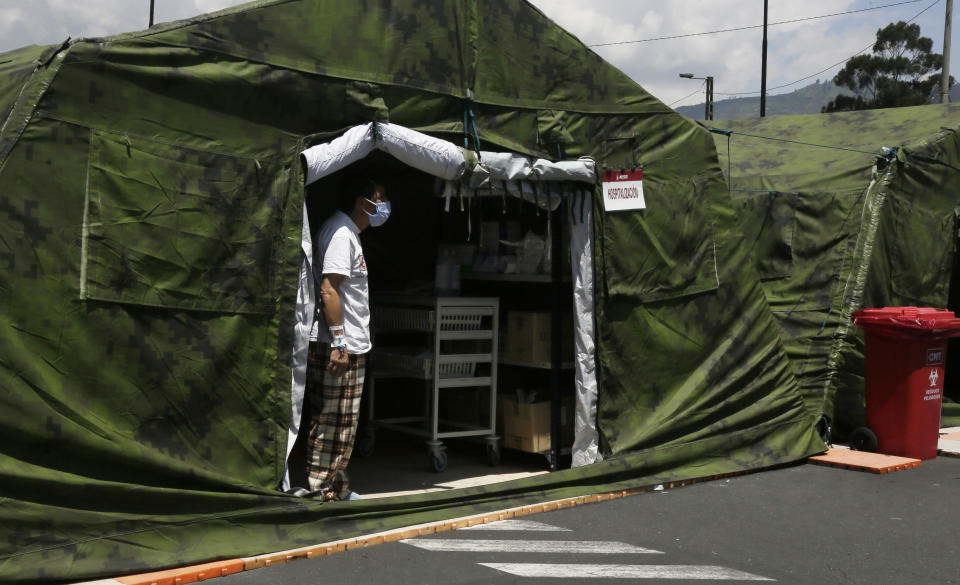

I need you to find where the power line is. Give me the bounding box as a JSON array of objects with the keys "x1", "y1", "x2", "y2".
[
  {"x1": 588, "y1": 0, "x2": 925, "y2": 47},
  {"x1": 668, "y1": 81, "x2": 705, "y2": 107},
  {"x1": 712, "y1": 0, "x2": 942, "y2": 96}
]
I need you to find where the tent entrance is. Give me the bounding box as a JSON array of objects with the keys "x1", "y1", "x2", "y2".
[
  {"x1": 286, "y1": 123, "x2": 600, "y2": 496},
  {"x1": 289, "y1": 153, "x2": 560, "y2": 493}
]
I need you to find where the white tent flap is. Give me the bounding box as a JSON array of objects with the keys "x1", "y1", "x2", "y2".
[
  {"x1": 470, "y1": 152, "x2": 596, "y2": 186},
  {"x1": 301, "y1": 122, "x2": 466, "y2": 186},
  {"x1": 377, "y1": 123, "x2": 466, "y2": 180},
  {"x1": 569, "y1": 189, "x2": 601, "y2": 467},
  {"x1": 302, "y1": 123, "x2": 376, "y2": 185}
]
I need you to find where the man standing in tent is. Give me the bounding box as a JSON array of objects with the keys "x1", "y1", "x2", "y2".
[{"x1": 306, "y1": 175, "x2": 390, "y2": 501}]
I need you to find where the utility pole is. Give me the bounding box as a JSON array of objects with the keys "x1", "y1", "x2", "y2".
[
  {"x1": 679, "y1": 73, "x2": 714, "y2": 120},
  {"x1": 149, "y1": 0, "x2": 155, "y2": 27},
  {"x1": 705, "y1": 76, "x2": 714, "y2": 120},
  {"x1": 942, "y1": 0, "x2": 953, "y2": 103},
  {"x1": 760, "y1": 0, "x2": 768, "y2": 116}
]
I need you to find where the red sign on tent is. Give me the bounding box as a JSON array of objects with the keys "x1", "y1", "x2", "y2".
[{"x1": 601, "y1": 169, "x2": 645, "y2": 211}]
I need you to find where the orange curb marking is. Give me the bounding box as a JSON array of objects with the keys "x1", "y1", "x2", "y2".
[
  {"x1": 114, "y1": 559, "x2": 244, "y2": 585},
  {"x1": 939, "y1": 432, "x2": 960, "y2": 441},
  {"x1": 105, "y1": 464, "x2": 791, "y2": 585},
  {"x1": 236, "y1": 470, "x2": 773, "y2": 573},
  {"x1": 238, "y1": 494, "x2": 637, "y2": 572},
  {"x1": 809, "y1": 448, "x2": 922, "y2": 473}
]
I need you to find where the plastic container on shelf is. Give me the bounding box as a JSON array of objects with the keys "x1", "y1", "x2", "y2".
[
  {"x1": 850, "y1": 306, "x2": 960, "y2": 459},
  {"x1": 434, "y1": 248, "x2": 460, "y2": 295}
]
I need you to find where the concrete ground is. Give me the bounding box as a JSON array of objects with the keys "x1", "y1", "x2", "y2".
[
  {"x1": 222, "y1": 454, "x2": 960, "y2": 585},
  {"x1": 346, "y1": 427, "x2": 552, "y2": 498},
  {"x1": 345, "y1": 426, "x2": 960, "y2": 498}
]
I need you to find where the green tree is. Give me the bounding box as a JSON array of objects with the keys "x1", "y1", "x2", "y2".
[{"x1": 823, "y1": 21, "x2": 949, "y2": 112}]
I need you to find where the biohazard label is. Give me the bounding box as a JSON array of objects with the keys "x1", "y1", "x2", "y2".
[
  {"x1": 602, "y1": 169, "x2": 645, "y2": 212},
  {"x1": 924, "y1": 367, "x2": 942, "y2": 401}
]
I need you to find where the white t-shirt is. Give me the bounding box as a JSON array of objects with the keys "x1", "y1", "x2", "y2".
[{"x1": 310, "y1": 210, "x2": 371, "y2": 354}]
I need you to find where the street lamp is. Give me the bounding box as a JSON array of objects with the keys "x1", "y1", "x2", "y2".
[{"x1": 679, "y1": 73, "x2": 714, "y2": 121}]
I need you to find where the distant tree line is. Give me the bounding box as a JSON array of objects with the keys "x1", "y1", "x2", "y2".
[{"x1": 823, "y1": 21, "x2": 954, "y2": 113}]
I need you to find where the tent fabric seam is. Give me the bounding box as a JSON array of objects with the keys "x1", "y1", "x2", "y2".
[
  {"x1": 0, "y1": 47, "x2": 69, "y2": 170},
  {"x1": 96, "y1": 0, "x2": 672, "y2": 115},
  {"x1": 0, "y1": 42, "x2": 67, "y2": 140},
  {"x1": 87, "y1": 37, "x2": 668, "y2": 116},
  {"x1": 821, "y1": 163, "x2": 891, "y2": 413},
  {"x1": 34, "y1": 111, "x2": 297, "y2": 164},
  {"x1": 79, "y1": 141, "x2": 93, "y2": 300},
  {"x1": 90, "y1": 0, "x2": 299, "y2": 48},
  {"x1": 135, "y1": 36, "x2": 465, "y2": 99}
]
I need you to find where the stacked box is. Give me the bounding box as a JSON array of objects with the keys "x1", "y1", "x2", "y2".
[
  {"x1": 501, "y1": 395, "x2": 574, "y2": 453},
  {"x1": 502, "y1": 311, "x2": 574, "y2": 366}
]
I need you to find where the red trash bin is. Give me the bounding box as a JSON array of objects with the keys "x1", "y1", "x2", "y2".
[{"x1": 851, "y1": 307, "x2": 960, "y2": 460}]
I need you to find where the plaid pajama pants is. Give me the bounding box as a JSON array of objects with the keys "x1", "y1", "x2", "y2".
[{"x1": 305, "y1": 342, "x2": 366, "y2": 501}]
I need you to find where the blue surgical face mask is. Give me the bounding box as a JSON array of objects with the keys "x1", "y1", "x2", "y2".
[{"x1": 365, "y1": 198, "x2": 391, "y2": 227}]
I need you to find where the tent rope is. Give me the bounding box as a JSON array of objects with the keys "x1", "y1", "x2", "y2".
[
  {"x1": 708, "y1": 127, "x2": 891, "y2": 157},
  {"x1": 463, "y1": 101, "x2": 482, "y2": 161}
]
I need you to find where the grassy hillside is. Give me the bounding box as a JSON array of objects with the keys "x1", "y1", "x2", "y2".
[
  {"x1": 677, "y1": 79, "x2": 958, "y2": 120},
  {"x1": 676, "y1": 80, "x2": 854, "y2": 120}
]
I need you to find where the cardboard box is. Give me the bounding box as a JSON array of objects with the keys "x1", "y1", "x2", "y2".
[
  {"x1": 502, "y1": 311, "x2": 573, "y2": 366},
  {"x1": 501, "y1": 395, "x2": 574, "y2": 453}
]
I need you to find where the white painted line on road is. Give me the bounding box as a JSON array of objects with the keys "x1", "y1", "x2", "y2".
[
  {"x1": 400, "y1": 539, "x2": 662, "y2": 554},
  {"x1": 479, "y1": 563, "x2": 774, "y2": 580},
  {"x1": 938, "y1": 438, "x2": 960, "y2": 456},
  {"x1": 461, "y1": 519, "x2": 571, "y2": 531}
]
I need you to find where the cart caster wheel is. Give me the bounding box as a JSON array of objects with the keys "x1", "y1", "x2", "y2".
[
  {"x1": 486, "y1": 443, "x2": 500, "y2": 466},
  {"x1": 849, "y1": 427, "x2": 878, "y2": 452},
  {"x1": 356, "y1": 429, "x2": 376, "y2": 458},
  {"x1": 431, "y1": 451, "x2": 448, "y2": 472}
]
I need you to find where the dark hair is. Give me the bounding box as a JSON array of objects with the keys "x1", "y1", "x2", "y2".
[{"x1": 339, "y1": 175, "x2": 381, "y2": 213}]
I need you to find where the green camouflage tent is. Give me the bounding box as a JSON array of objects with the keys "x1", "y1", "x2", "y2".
[
  {"x1": 709, "y1": 104, "x2": 960, "y2": 434},
  {"x1": 0, "y1": 1, "x2": 824, "y2": 582}
]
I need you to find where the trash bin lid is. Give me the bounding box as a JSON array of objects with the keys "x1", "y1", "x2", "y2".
[{"x1": 852, "y1": 306, "x2": 960, "y2": 339}]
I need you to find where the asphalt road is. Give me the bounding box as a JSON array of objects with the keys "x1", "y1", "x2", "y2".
[{"x1": 220, "y1": 457, "x2": 960, "y2": 584}]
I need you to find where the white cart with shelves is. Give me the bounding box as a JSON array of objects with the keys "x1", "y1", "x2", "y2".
[{"x1": 362, "y1": 295, "x2": 499, "y2": 472}]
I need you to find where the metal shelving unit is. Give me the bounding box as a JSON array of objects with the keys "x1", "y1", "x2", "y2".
[
  {"x1": 362, "y1": 296, "x2": 499, "y2": 472},
  {"x1": 457, "y1": 204, "x2": 571, "y2": 470}
]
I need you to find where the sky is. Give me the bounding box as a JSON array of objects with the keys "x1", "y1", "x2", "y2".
[{"x1": 0, "y1": 0, "x2": 955, "y2": 108}]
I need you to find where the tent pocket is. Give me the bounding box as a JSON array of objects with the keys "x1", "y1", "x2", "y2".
[
  {"x1": 603, "y1": 183, "x2": 719, "y2": 302},
  {"x1": 889, "y1": 197, "x2": 957, "y2": 306},
  {"x1": 81, "y1": 131, "x2": 285, "y2": 313}
]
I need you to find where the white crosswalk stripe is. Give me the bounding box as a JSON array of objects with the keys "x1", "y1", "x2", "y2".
[
  {"x1": 461, "y1": 519, "x2": 572, "y2": 531},
  {"x1": 479, "y1": 563, "x2": 774, "y2": 580},
  {"x1": 402, "y1": 520, "x2": 774, "y2": 581},
  {"x1": 400, "y1": 539, "x2": 661, "y2": 554}
]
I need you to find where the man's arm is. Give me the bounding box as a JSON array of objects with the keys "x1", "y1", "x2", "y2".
[{"x1": 319, "y1": 273, "x2": 349, "y2": 376}]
